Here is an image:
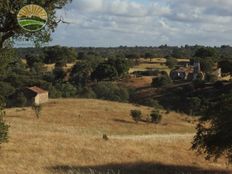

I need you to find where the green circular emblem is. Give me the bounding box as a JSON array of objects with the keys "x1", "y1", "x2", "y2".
[{"x1": 17, "y1": 4, "x2": 48, "y2": 32}]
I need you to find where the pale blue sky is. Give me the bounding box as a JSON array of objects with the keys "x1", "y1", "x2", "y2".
[{"x1": 16, "y1": 0, "x2": 232, "y2": 47}]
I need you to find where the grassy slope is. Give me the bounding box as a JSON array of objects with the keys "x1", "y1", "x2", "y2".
[{"x1": 0, "y1": 99, "x2": 230, "y2": 174}]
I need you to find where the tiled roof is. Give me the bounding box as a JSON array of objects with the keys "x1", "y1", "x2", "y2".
[{"x1": 27, "y1": 86, "x2": 48, "y2": 94}]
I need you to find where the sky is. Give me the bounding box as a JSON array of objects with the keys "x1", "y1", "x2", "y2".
[{"x1": 18, "y1": 0, "x2": 232, "y2": 47}]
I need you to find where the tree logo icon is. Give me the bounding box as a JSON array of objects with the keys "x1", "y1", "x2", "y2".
[{"x1": 17, "y1": 4, "x2": 48, "y2": 32}]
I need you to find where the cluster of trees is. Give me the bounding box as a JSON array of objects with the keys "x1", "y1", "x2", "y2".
[
  {"x1": 130, "y1": 109, "x2": 162, "y2": 124},
  {"x1": 192, "y1": 91, "x2": 232, "y2": 162},
  {"x1": 0, "y1": 49, "x2": 132, "y2": 107}
]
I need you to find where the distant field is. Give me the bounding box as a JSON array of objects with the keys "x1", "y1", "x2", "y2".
[
  {"x1": 0, "y1": 99, "x2": 230, "y2": 174},
  {"x1": 119, "y1": 76, "x2": 154, "y2": 88},
  {"x1": 44, "y1": 63, "x2": 75, "y2": 72},
  {"x1": 129, "y1": 58, "x2": 190, "y2": 74}
]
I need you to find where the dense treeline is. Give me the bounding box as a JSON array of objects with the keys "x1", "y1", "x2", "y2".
[
  {"x1": 16, "y1": 45, "x2": 232, "y2": 61},
  {"x1": 0, "y1": 45, "x2": 231, "y2": 108},
  {"x1": 0, "y1": 47, "x2": 133, "y2": 107}
]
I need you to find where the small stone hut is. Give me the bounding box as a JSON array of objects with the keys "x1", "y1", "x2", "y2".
[{"x1": 24, "y1": 86, "x2": 49, "y2": 105}]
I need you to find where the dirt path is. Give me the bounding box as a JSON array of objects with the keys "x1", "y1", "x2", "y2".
[{"x1": 110, "y1": 133, "x2": 194, "y2": 142}]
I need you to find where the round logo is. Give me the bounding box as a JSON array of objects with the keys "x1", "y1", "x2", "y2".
[{"x1": 17, "y1": 4, "x2": 48, "y2": 32}]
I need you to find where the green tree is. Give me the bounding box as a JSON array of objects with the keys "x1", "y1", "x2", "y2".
[
  {"x1": 192, "y1": 93, "x2": 232, "y2": 162},
  {"x1": 93, "y1": 82, "x2": 129, "y2": 102},
  {"x1": 152, "y1": 74, "x2": 172, "y2": 88},
  {"x1": 15, "y1": 92, "x2": 27, "y2": 107},
  {"x1": 187, "y1": 97, "x2": 202, "y2": 116},
  {"x1": 0, "y1": 0, "x2": 72, "y2": 48},
  {"x1": 107, "y1": 58, "x2": 130, "y2": 77},
  {"x1": 0, "y1": 82, "x2": 15, "y2": 99},
  {"x1": 53, "y1": 67, "x2": 66, "y2": 81},
  {"x1": 91, "y1": 63, "x2": 118, "y2": 81},
  {"x1": 166, "y1": 57, "x2": 178, "y2": 69},
  {"x1": 150, "y1": 109, "x2": 162, "y2": 124},
  {"x1": 130, "y1": 110, "x2": 142, "y2": 123},
  {"x1": 55, "y1": 82, "x2": 77, "y2": 98},
  {"x1": 145, "y1": 52, "x2": 154, "y2": 62},
  {"x1": 218, "y1": 60, "x2": 232, "y2": 74},
  {"x1": 70, "y1": 61, "x2": 93, "y2": 86},
  {"x1": 194, "y1": 47, "x2": 216, "y2": 58},
  {"x1": 44, "y1": 46, "x2": 77, "y2": 64}
]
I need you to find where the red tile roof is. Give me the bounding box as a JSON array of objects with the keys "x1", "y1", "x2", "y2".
[{"x1": 27, "y1": 86, "x2": 48, "y2": 94}]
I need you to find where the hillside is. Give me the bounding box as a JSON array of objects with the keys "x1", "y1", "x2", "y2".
[{"x1": 0, "y1": 99, "x2": 230, "y2": 174}]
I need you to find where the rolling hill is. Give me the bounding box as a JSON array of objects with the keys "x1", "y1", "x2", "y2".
[{"x1": 0, "y1": 99, "x2": 230, "y2": 174}]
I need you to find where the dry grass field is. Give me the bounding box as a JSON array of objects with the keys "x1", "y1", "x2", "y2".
[
  {"x1": 129, "y1": 58, "x2": 190, "y2": 74},
  {"x1": 44, "y1": 63, "x2": 75, "y2": 72},
  {"x1": 118, "y1": 77, "x2": 154, "y2": 88},
  {"x1": 0, "y1": 99, "x2": 230, "y2": 174}
]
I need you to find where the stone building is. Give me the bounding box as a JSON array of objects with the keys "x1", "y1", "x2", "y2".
[
  {"x1": 170, "y1": 62, "x2": 205, "y2": 81},
  {"x1": 24, "y1": 86, "x2": 49, "y2": 105}
]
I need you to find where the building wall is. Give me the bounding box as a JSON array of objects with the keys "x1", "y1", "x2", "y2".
[{"x1": 34, "y1": 92, "x2": 49, "y2": 105}]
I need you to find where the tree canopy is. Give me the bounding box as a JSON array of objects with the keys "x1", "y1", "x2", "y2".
[
  {"x1": 0, "y1": 0, "x2": 72, "y2": 48},
  {"x1": 192, "y1": 92, "x2": 232, "y2": 162}
]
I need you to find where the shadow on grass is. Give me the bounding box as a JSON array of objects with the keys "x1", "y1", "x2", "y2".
[
  {"x1": 49, "y1": 162, "x2": 231, "y2": 174},
  {"x1": 112, "y1": 119, "x2": 136, "y2": 124}
]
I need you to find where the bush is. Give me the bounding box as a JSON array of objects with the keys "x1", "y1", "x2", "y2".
[
  {"x1": 152, "y1": 75, "x2": 172, "y2": 88},
  {"x1": 130, "y1": 110, "x2": 142, "y2": 123},
  {"x1": 214, "y1": 81, "x2": 224, "y2": 89},
  {"x1": 142, "y1": 98, "x2": 163, "y2": 108},
  {"x1": 166, "y1": 57, "x2": 177, "y2": 69},
  {"x1": 79, "y1": 87, "x2": 96, "y2": 99},
  {"x1": 48, "y1": 86, "x2": 62, "y2": 98},
  {"x1": 15, "y1": 92, "x2": 27, "y2": 107},
  {"x1": 55, "y1": 83, "x2": 77, "y2": 98},
  {"x1": 32, "y1": 104, "x2": 42, "y2": 119},
  {"x1": 93, "y1": 82, "x2": 129, "y2": 102},
  {"x1": 150, "y1": 110, "x2": 162, "y2": 124},
  {"x1": 193, "y1": 80, "x2": 206, "y2": 89},
  {"x1": 205, "y1": 73, "x2": 217, "y2": 82},
  {"x1": 0, "y1": 101, "x2": 9, "y2": 144}
]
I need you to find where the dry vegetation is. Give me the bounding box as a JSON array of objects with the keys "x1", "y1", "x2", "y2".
[
  {"x1": 44, "y1": 63, "x2": 75, "y2": 72},
  {"x1": 118, "y1": 76, "x2": 154, "y2": 88},
  {"x1": 129, "y1": 58, "x2": 189, "y2": 74},
  {"x1": 0, "y1": 99, "x2": 230, "y2": 174}
]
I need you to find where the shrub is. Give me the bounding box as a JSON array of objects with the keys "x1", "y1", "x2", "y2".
[
  {"x1": 150, "y1": 110, "x2": 162, "y2": 124},
  {"x1": 55, "y1": 82, "x2": 77, "y2": 98},
  {"x1": 193, "y1": 79, "x2": 206, "y2": 89},
  {"x1": 152, "y1": 75, "x2": 172, "y2": 88},
  {"x1": 15, "y1": 92, "x2": 27, "y2": 107},
  {"x1": 32, "y1": 104, "x2": 42, "y2": 119},
  {"x1": 166, "y1": 57, "x2": 177, "y2": 69},
  {"x1": 93, "y1": 82, "x2": 129, "y2": 102},
  {"x1": 130, "y1": 110, "x2": 142, "y2": 123},
  {"x1": 79, "y1": 87, "x2": 96, "y2": 99},
  {"x1": 48, "y1": 86, "x2": 62, "y2": 98},
  {"x1": 143, "y1": 98, "x2": 163, "y2": 108},
  {"x1": 205, "y1": 73, "x2": 217, "y2": 82},
  {"x1": 0, "y1": 100, "x2": 9, "y2": 144},
  {"x1": 214, "y1": 81, "x2": 224, "y2": 89}
]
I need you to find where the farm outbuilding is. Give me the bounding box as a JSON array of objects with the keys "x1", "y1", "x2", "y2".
[{"x1": 23, "y1": 86, "x2": 49, "y2": 105}]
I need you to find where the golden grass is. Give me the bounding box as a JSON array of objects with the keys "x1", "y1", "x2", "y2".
[
  {"x1": 44, "y1": 63, "x2": 75, "y2": 72},
  {"x1": 0, "y1": 99, "x2": 230, "y2": 174}
]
